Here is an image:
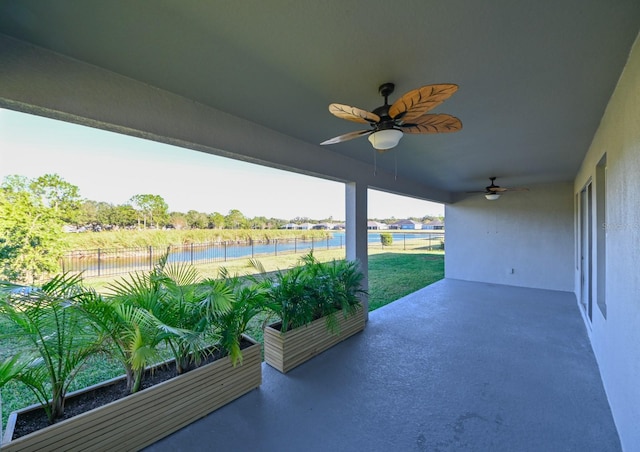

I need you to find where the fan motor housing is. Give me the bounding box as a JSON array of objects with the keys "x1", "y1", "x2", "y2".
[
  {"x1": 378, "y1": 82, "x2": 395, "y2": 98},
  {"x1": 373, "y1": 82, "x2": 397, "y2": 127}
]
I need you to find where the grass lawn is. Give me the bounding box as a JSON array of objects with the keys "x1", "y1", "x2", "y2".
[
  {"x1": 80, "y1": 248, "x2": 351, "y2": 293},
  {"x1": 368, "y1": 249, "x2": 444, "y2": 311},
  {"x1": 0, "y1": 246, "x2": 443, "y2": 427}
]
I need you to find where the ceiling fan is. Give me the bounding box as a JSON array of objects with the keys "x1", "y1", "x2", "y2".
[
  {"x1": 468, "y1": 177, "x2": 530, "y2": 200},
  {"x1": 320, "y1": 82, "x2": 462, "y2": 151}
]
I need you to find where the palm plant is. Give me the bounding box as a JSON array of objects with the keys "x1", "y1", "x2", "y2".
[
  {"x1": 1, "y1": 355, "x2": 27, "y2": 439},
  {"x1": 316, "y1": 257, "x2": 366, "y2": 332},
  {"x1": 86, "y1": 255, "x2": 237, "y2": 393},
  {"x1": 212, "y1": 267, "x2": 267, "y2": 365},
  {"x1": 321, "y1": 257, "x2": 366, "y2": 314},
  {"x1": 262, "y1": 252, "x2": 367, "y2": 333},
  {"x1": 87, "y1": 268, "x2": 180, "y2": 393},
  {"x1": 263, "y1": 263, "x2": 316, "y2": 332},
  {"x1": 0, "y1": 273, "x2": 103, "y2": 423},
  {"x1": 157, "y1": 260, "x2": 234, "y2": 373}
]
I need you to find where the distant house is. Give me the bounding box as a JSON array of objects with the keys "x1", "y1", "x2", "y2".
[
  {"x1": 390, "y1": 219, "x2": 423, "y2": 230},
  {"x1": 423, "y1": 220, "x2": 444, "y2": 230},
  {"x1": 367, "y1": 221, "x2": 387, "y2": 230},
  {"x1": 298, "y1": 223, "x2": 314, "y2": 230},
  {"x1": 280, "y1": 223, "x2": 299, "y2": 230},
  {"x1": 312, "y1": 223, "x2": 333, "y2": 230}
]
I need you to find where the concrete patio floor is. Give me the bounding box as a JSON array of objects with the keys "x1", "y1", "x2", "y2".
[{"x1": 146, "y1": 279, "x2": 620, "y2": 452}]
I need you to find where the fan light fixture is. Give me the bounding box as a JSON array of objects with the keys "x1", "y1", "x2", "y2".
[
  {"x1": 468, "y1": 177, "x2": 529, "y2": 200},
  {"x1": 367, "y1": 129, "x2": 403, "y2": 150},
  {"x1": 320, "y1": 82, "x2": 462, "y2": 152}
]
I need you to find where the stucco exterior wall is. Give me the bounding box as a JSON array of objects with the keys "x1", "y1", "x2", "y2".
[
  {"x1": 445, "y1": 183, "x2": 574, "y2": 292},
  {"x1": 573, "y1": 33, "x2": 640, "y2": 451}
]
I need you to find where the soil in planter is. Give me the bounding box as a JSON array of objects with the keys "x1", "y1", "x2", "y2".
[{"x1": 11, "y1": 339, "x2": 254, "y2": 440}]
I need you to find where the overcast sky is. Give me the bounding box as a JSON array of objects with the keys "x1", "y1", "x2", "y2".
[{"x1": 0, "y1": 109, "x2": 444, "y2": 220}]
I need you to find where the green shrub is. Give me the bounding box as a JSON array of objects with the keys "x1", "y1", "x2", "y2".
[
  {"x1": 262, "y1": 252, "x2": 366, "y2": 333},
  {"x1": 0, "y1": 253, "x2": 267, "y2": 426},
  {"x1": 0, "y1": 274, "x2": 104, "y2": 423},
  {"x1": 380, "y1": 233, "x2": 393, "y2": 246}
]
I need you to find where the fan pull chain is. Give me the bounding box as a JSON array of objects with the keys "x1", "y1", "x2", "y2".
[
  {"x1": 373, "y1": 148, "x2": 377, "y2": 176},
  {"x1": 394, "y1": 152, "x2": 398, "y2": 180}
]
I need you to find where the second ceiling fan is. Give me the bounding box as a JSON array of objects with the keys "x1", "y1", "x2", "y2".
[
  {"x1": 320, "y1": 82, "x2": 462, "y2": 151},
  {"x1": 468, "y1": 177, "x2": 530, "y2": 200}
]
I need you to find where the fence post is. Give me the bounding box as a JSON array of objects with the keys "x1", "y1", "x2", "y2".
[
  {"x1": 294, "y1": 238, "x2": 297, "y2": 254},
  {"x1": 251, "y1": 238, "x2": 254, "y2": 258},
  {"x1": 97, "y1": 248, "x2": 101, "y2": 277},
  {"x1": 190, "y1": 243, "x2": 194, "y2": 265},
  {"x1": 224, "y1": 242, "x2": 227, "y2": 262},
  {"x1": 149, "y1": 246, "x2": 153, "y2": 270},
  {"x1": 404, "y1": 234, "x2": 406, "y2": 251},
  {"x1": 275, "y1": 239, "x2": 278, "y2": 256},
  {"x1": 311, "y1": 237, "x2": 314, "y2": 251},
  {"x1": 326, "y1": 236, "x2": 329, "y2": 250}
]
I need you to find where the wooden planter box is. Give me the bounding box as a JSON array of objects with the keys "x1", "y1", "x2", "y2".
[
  {"x1": 263, "y1": 305, "x2": 365, "y2": 373},
  {"x1": 1, "y1": 338, "x2": 262, "y2": 452}
]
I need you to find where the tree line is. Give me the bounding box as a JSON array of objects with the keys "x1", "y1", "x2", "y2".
[{"x1": 77, "y1": 199, "x2": 302, "y2": 232}]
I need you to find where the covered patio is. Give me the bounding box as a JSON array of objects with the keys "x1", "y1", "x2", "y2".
[
  {"x1": 147, "y1": 279, "x2": 619, "y2": 451},
  {"x1": 1, "y1": 1, "x2": 639, "y2": 449}
]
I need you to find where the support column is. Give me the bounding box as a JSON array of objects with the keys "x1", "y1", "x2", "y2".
[{"x1": 346, "y1": 182, "x2": 369, "y2": 318}]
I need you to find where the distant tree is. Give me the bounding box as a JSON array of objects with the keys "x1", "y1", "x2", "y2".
[
  {"x1": 30, "y1": 174, "x2": 82, "y2": 224},
  {"x1": 225, "y1": 209, "x2": 247, "y2": 229},
  {"x1": 169, "y1": 212, "x2": 188, "y2": 230},
  {"x1": 291, "y1": 216, "x2": 310, "y2": 224},
  {"x1": 129, "y1": 194, "x2": 169, "y2": 228},
  {"x1": 0, "y1": 174, "x2": 79, "y2": 282},
  {"x1": 77, "y1": 200, "x2": 99, "y2": 226},
  {"x1": 185, "y1": 210, "x2": 208, "y2": 229},
  {"x1": 250, "y1": 216, "x2": 268, "y2": 229},
  {"x1": 268, "y1": 218, "x2": 287, "y2": 229},
  {"x1": 94, "y1": 202, "x2": 115, "y2": 228},
  {"x1": 208, "y1": 212, "x2": 225, "y2": 229},
  {"x1": 76, "y1": 200, "x2": 113, "y2": 229},
  {"x1": 111, "y1": 204, "x2": 138, "y2": 228}
]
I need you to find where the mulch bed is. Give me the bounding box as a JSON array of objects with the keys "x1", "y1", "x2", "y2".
[{"x1": 10, "y1": 340, "x2": 252, "y2": 440}]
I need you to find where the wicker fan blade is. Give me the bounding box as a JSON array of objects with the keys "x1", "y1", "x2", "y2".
[
  {"x1": 399, "y1": 114, "x2": 462, "y2": 134},
  {"x1": 502, "y1": 187, "x2": 530, "y2": 192},
  {"x1": 328, "y1": 104, "x2": 381, "y2": 124},
  {"x1": 389, "y1": 84, "x2": 458, "y2": 123},
  {"x1": 320, "y1": 129, "x2": 372, "y2": 145}
]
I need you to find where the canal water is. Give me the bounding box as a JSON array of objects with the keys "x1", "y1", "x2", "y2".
[
  {"x1": 63, "y1": 231, "x2": 444, "y2": 277},
  {"x1": 164, "y1": 231, "x2": 442, "y2": 262}
]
